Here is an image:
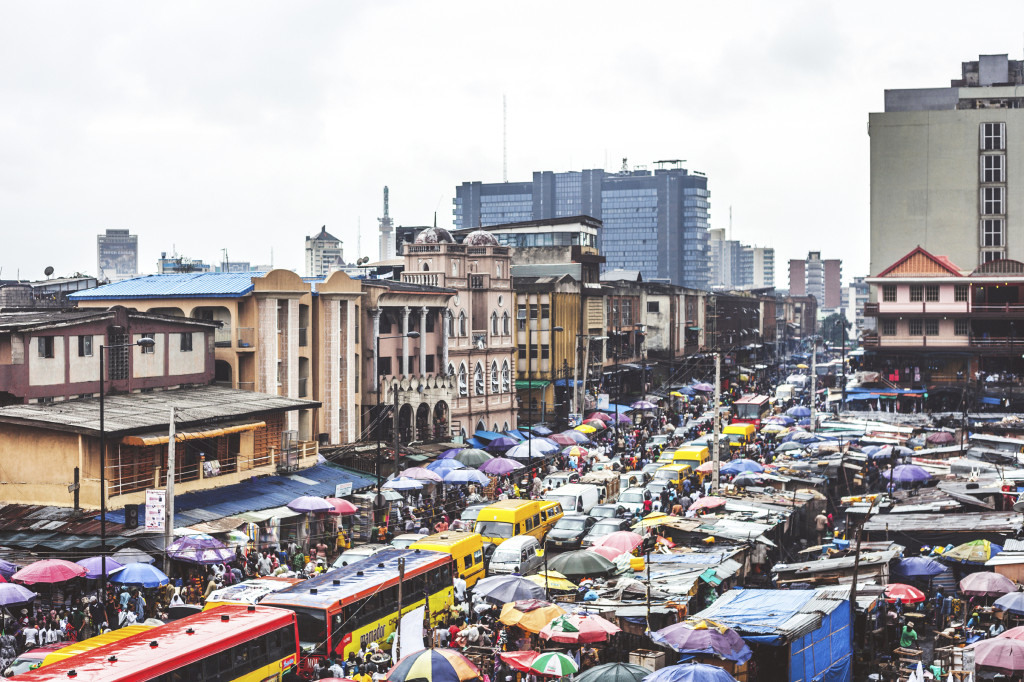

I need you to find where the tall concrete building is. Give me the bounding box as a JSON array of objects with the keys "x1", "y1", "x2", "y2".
[
  {"x1": 709, "y1": 229, "x2": 774, "y2": 289},
  {"x1": 789, "y1": 251, "x2": 842, "y2": 313},
  {"x1": 453, "y1": 161, "x2": 711, "y2": 289},
  {"x1": 96, "y1": 229, "x2": 138, "y2": 282},
  {"x1": 870, "y1": 53, "x2": 1024, "y2": 275},
  {"x1": 305, "y1": 226, "x2": 344, "y2": 278}
]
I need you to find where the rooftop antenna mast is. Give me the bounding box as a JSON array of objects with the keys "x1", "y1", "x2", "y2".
[{"x1": 503, "y1": 95, "x2": 508, "y2": 183}]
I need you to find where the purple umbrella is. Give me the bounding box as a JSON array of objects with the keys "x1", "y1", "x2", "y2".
[
  {"x1": 0, "y1": 583, "x2": 36, "y2": 606},
  {"x1": 650, "y1": 620, "x2": 752, "y2": 664},
  {"x1": 287, "y1": 495, "x2": 335, "y2": 513},
  {"x1": 479, "y1": 457, "x2": 525, "y2": 475},
  {"x1": 442, "y1": 469, "x2": 491, "y2": 485},
  {"x1": 787, "y1": 406, "x2": 811, "y2": 417},
  {"x1": 882, "y1": 464, "x2": 932, "y2": 483},
  {"x1": 426, "y1": 459, "x2": 466, "y2": 472},
  {"x1": 614, "y1": 413, "x2": 632, "y2": 424},
  {"x1": 0, "y1": 559, "x2": 19, "y2": 580},
  {"x1": 486, "y1": 436, "x2": 519, "y2": 452},
  {"x1": 76, "y1": 556, "x2": 125, "y2": 580},
  {"x1": 630, "y1": 400, "x2": 656, "y2": 410},
  {"x1": 166, "y1": 534, "x2": 235, "y2": 565},
  {"x1": 438, "y1": 448, "x2": 464, "y2": 459},
  {"x1": 692, "y1": 383, "x2": 714, "y2": 392}
]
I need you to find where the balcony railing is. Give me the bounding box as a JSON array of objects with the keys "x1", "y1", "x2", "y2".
[
  {"x1": 214, "y1": 328, "x2": 232, "y2": 347},
  {"x1": 470, "y1": 275, "x2": 486, "y2": 289},
  {"x1": 972, "y1": 304, "x2": 1024, "y2": 314},
  {"x1": 404, "y1": 273, "x2": 441, "y2": 287},
  {"x1": 236, "y1": 327, "x2": 255, "y2": 348}
]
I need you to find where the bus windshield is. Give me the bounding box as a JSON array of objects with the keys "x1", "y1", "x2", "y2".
[
  {"x1": 290, "y1": 606, "x2": 328, "y2": 654},
  {"x1": 735, "y1": 403, "x2": 763, "y2": 420},
  {"x1": 475, "y1": 520, "x2": 514, "y2": 538}
]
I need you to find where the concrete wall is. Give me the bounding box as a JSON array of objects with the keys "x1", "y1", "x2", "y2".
[
  {"x1": 28, "y1": 335, "x2": 65, "y2": 386},
  {"x1": 133, "y1": 332, "x2": 165, "y2": 378},
  {"x1": 168, "y1": 332, "x2": 204, "y2": 375},
  {"x1": 0, "y1": 424, "x2": 90, "y2": 507},
  {"x1": 68, "y1": 335, "x2": 101, "y2": 383}
]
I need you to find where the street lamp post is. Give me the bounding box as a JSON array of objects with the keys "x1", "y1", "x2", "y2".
[
  {"x1": 374, "y1": 331, "x2": 420, "y2": 519},
  {"x1": 99, "y1": 336, "x2": 155, "y2": 609}
]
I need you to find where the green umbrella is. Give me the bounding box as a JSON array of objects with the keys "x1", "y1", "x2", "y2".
[
  {"x1": 546, "y1": 550, "x2": 615, "y2": 582},
  {"x1": 576, "y1": 663, "x2": 651, "y2": 682},
  {"x1": 454, "y1": 448, "x2": 493, "y2": 467},
  {"x1": 531, "y1": 652, "x2": 579, "y2": 677}
]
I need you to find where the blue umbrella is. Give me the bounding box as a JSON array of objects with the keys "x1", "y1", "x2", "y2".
[
  {"x1": 893, "y1": 556, "x2": 948, "y2": 579},
  {"x1": 786, "y1": 406, "x2": 811, "y2": 417},
  {"x1": 861, "y1": 445, "x2": 881, "y2": 456},
  {"x1": 0, "y1": 559, "x2": 19, "y2": 580},
  {"x1": 383, "y1": 477, "x2": 424, "y2": 490},
  {"x1": 765, "y1": 416, "x2": 794, "y2": 426},
  {"x1": 426, "y1": 459, "x2": 466, "y2": 472},
  {"x1": 442, "y1": 469, "x2": 491, "y2": 485},
  {"x1": 0, "y1": 583, "x2": 36, "y2": 606},
  {"x1": 530, "y1": 425, "x2": 553, "y2": 436},
  {"x1": 110, "y1": 562, "x2": 169, "y2": 588},
  {"x1": 76, "y1": 556, "x2": 125, "y2": 580},
  {"x1": 486, "y1": 436, "x2": 519, "y2": 452},
  {"x1": 438, "y1": 448, "x2": 464, "y2": 460},
  {"x1": 995, "y1": 592, "x2": 1024, "y2": 616},
  {"x1": 721, "y1": 459, "x2": 764, "y2": 475},
  {"x1": 643, "y1": 663, "x2": 738, "y2": 682}
]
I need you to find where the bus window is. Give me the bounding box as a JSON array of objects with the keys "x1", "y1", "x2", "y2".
[
  {"x1": 515, "y1": 523, "x2": 521, "y2": 535},
  {"x1": 525, "y1": 517, "x2": 534, "y2": 531},
  {"x1": 533, "y1": 514, "x2": 541, "y2": 527},
  {"x1": 473, "y1": 550, "x2": 483, "y2": 564},
  {"x1": 540, "y1": 509, "x2": 548, "y2": 521}
]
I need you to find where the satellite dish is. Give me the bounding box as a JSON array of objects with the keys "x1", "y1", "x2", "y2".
[{"x1": 44, "y1": 266, "x2": 54, "y2": 277}]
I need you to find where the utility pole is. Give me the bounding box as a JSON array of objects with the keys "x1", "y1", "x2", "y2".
[
  {"x1": 712, "y1": 352, "x2": 722, "y2": 492},
  {"x1": 810, "y1": 338, "x2": 817, "y2": 432},
  {"x1": 164, "y1": 407, "x2": 177, "y2": 573}
]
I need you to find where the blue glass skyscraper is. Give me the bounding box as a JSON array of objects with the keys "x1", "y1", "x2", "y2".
[{"x1": 454, "y1": 164, "x2": 710, "y2": 289}]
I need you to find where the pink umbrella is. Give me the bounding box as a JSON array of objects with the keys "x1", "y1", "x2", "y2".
[
  {"x1": 593, "y1": 531, "x2": 643, "y2": 554},
  {"x1": 12, "y1": 559, "x2": 87, "y2": 585},
  {"x1": 540, "y1": 613, "x2": 622, "y2": 643},
  {"x1": 587, "y1": 545, "x2": 626, "y2": 561},
  {"x1": 975, "y1": 636, "x2": 1024, "y2": 673},
  {"x1": 696, "y1": 461, "x2": 715, "y2": 474},
  {"x1": 1000, "y1": 626, "x2": 1024, "y2": 641},
  {"x1": 586, "y1": 412, "x2": 613, "y2": 423},
  {"x1": 960, "y1": 571, "x2": 1017, "y2": 597},
  {"x1": 548, "y1": 433, "x2": 578, "y2": 446},
  {"x1": 325, "y1": 498, "x2": 358, "y2": 515},
  {"x1": 401, "y1": 467, "x2": 443, "y2": 482},
  {"x1": 689, "y1": 496, "x2": 727, "y2": 513}
]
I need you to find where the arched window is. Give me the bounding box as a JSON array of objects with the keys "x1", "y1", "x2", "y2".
[
  {"x1": 447, "y1": 310, "x2": 454, "y2": 337},
  {"x1": 422, "y1": 262, "x2": 430, "y2": 271},
  {"x1": 448, "y1": 363, "x2": 455, "y2": 378},
  {"x1": 490, "y1": 361, "x2": 499, "y2": 393},
  {"x1": 474, "y1": 362, "x2": 484, "y2": 395},
  {"x1": 502, "y1": 421, "x2": 509, "y2": 431},
  {"x1": 458, "y1": 363, "x2": 468, "y2": 397},
  {"x1": 493, "y1": 423, "x2": 500, "y2": 432},
  {"x1": 491, "y1": 312, "x2": 498, "y2": 336},
  {"x1": 459, "y1": 311, "x2": 467, "y2": 336},
  {"x1": 501, "y1": 360, "x2": 511, "y2": 392},
  {"x1": 502, "y1": 312, "x2": 510, "y2": 335},
  {"x1": 452, "y1": 260, "x2": 459, "y2": 276}
]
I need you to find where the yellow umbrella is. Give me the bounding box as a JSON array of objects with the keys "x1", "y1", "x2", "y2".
[
  {"x1": 499, "y1": 601, "x2": 567, "y2": 633},
  {"x1": 574, "y1": 424, "x2": 597, "y2": 434},
  {"x1": 670, "y1": 391, "x2": 684, "y2": 398},
  {"x1": 524, "y1": 571, "x2": 577, "y2": 592},
  {"x1": 631, "y1": 511, "x2": 669, "y2": 532},
  {"x1": 796, "y1": 363, "x2": 809, "y2": 369}
]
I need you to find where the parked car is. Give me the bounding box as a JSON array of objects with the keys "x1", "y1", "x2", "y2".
[
  {"x1": 390, "y1": 534, "x2": 423, "y2": 549},
  {"x1": 458, "y1": 503, "x2": 490, "y2": 528},
  {"x1": 589, "y1": 503, "x2": 626, "y2": 520},
  {"x1": 331, "y1": 543, "x2": 389, "y2": 568},
  {"x1": 545, "y1": 514, "x2": 598, "y2": 550},
  {"x1": 580, "y1": 518, "x2": 632, "y2": 548},
  {"x1": 488, "y1": 535, "x2": 544, "y2": 575},
  {"x1": 617, "y1": 487, "x2": 647, "y2": 515}
]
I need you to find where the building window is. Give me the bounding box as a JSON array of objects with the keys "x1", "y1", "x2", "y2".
[
  {"x1": 458, "y1": 364, "x2": 468, "y2": 397},
  {"x1": 501, "y1": 360, "x2": 510, "y2": 392},
  {"x1": 447, "y1": 363, "x2": 454, "y2": 378},
  {"x1": 540, "y1": 346, "x2": 550, "y2": 360},
  {"x1": 954, "y1": 319, "x2": 969, "y2": 336},
  {"x1": 982, "y1": 186, "x2": 1005, "y2": 215},
  {"x1": 647, "y1": 301, "x2": 660, "y2": 313},
  {"x1": 925, "y1": 285, "x2": 939, "y2": 302},
  {"x1": 426, "y1": 312, "x2": 434, "y2": 333},
  {"x1": 981, "y1": 122, "x2": 1006, "y2": 151},
  {"x1": 474, "y1": 362, "x2": 484, "y2": 396},
  {"x1": 180, "y1": 333, "x2": 193, "y2": 352},
  {"x1": 425, "y1": 355, "x2": 435, "y2": 373},
  {"x1": 354, "y1": 353, "x2": 360, "y2": 392},
  {"x1": 982, "y1": 154, "x2": 1006, "y2": 182},
  {"x1": 909, "y1": 285, "x2": 923, "y2": 302},
  {"x1": 496, "y1": 262, "x2": 502, "y2": 278},
  {"x1": 491, "y1": 312, "x2": 498, "y2": 336},
  {"x1": 78, "y1": 335, "x2": 93, "y2": 357},
  {"x1": 517, "y1": 305, "x2": 526, "y2": 331},
  {"x1": 459, "y1": 311, "x2": 467, "y2": 336},
  {"x1": 37, "y1": 336, "x2": 54, "y2": 358},
  {"x1": 540, "y1": 304, "x2": 550, "y2": 320},
  {"x1": 502, "y1": 312, "x2": 510, "y2": 335},
  {"x1": 518, "y1": 344, "x2": 526, "y2": 360},
  {"x1": 924, "y1": 319, "x2": 939, "y2": 336},
  {"x1": 447, "y1": 311, "x2": 454, "y2": 337},
  {"x1": 379, "y1": 357, "x2": 392, "y2": 376},
  {"x1": 882, "y1": 285, "x2": 897, "y2": 302},
  {"x1": 881, "y1": 319, "x2": 897, "y2": 336},
  {"x1": 354, "y1": 305, "x2": 359, "y2": 337},
  {"x1": 621, "y1": 299, "x2": 633, "y2": 325},
  {"x1": 908, "y1": 319, "x2": 923, "y2": 336},
  {"x1": 982, "y1": 218, "x2": 1005, "y2": 247},
  {"x1": 141, "y1": 336, "x2": 155, "y2": 354},
  {"x1": 954, "y1": 284, "x2": 969, "y2": 302},
  {"x1": 380, "y1": 311, "x2": 392, "y2": 334},
  {"x1": 529, "y1": 304, "x2": 538, "y2": 320},
  {"x1": 491, "y1": 361, "x2": 498, "y2": 393}
]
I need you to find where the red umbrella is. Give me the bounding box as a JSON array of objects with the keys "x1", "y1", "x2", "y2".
[
  {"x1": 689, "y1": 496, "x2": 727, "y2": 512},
  {"x1": 325, "y1": 497, "x2": 358, "y2": 515},
  {"x1": 976, "y1": 636, "x2": 1024, "y2": 673},
  {"x1": 587, "y1": 412, "x2": 613, "y2": 423},
  {"x1": 549, "y1": 433, "x2": 578, "y2": 446},
  {"x1": 884, "y1": 583, "x2": 927, "y2": 604},
  {"x1": 12, "y1": 559, "x2": 87, "y2": 585},
  {"x1": 593, "y1": 531, "x2": 643, "y2": 554},
  {"x1": 500, "y1": 651, "x2": 540, "y2": 674},
  {"x1": 960, "y1": 571, "x2": 1017, "y2": 597},
  {"x1": 588, "y1": 545, "x2": 626, "y2": 561}
]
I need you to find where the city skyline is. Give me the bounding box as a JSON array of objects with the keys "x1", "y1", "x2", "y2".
[{"x1": 4, "y1": 3, "x2": 1024, "y2": 284}]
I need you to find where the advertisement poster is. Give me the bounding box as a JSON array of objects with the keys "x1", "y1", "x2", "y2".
[{"x1": 145, "y1": 489, "x2": 165, "y2": 532}]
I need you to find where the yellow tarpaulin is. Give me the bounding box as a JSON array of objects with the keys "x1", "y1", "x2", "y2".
[{"x1": 121, "y1": 421, "x2": 266, "y2": 447}]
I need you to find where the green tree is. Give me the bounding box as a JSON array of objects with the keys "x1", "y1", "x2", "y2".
[{"x1": 821, "y1": 313, "x2": 851, "y2": 348}]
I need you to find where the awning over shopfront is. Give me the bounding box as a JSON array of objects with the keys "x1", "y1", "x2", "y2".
[
  {"x1": 121, "y1": 420, "x2": 266, "y2": 447},
  {"x1": 515, "y1": 380, "x2": 550, "y2": 390}
]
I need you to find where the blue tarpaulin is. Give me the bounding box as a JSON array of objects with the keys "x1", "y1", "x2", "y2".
[{"x1": 695, "y1": 589, "x2": 851, "y2": 682}]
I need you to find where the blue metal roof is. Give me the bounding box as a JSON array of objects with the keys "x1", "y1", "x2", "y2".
[
  {"x1": 69, "y1": 272, "x2": 268, "y2": 300},
  {"x1": 103, "y1": 464, "x2": 376, "y2": 527}
]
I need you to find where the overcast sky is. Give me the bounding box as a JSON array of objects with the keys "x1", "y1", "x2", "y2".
[{"x1": 3, "y1": 1, "x2": 1024, "y2": 285}]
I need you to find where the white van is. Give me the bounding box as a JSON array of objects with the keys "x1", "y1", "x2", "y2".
[
  {"x1": 487, "y1": 535, "x2": 543, "y2": 575},
  {"x1": 543, "y1": 483, "x2": 601, "y2": 514},
  {"x1": 776, "y1": 384, "x2": 796, "y2": 402}
]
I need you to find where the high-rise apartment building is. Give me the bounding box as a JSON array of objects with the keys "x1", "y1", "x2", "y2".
[
  {"x1": 789, "y1": 251, "x2": 842, "y2": 312},
  {"x1": 708, "y1": 229, "x2": 774, "y2": 290},
  {"x1": 305, "y1": 226, "x2": 344, "y2": 278},
  {"x1": 870, "y1": 53, "x2": 1024, "y2": 275},
  {"x1": 453, "y1": 162, "x2": 710, "y2": 289},
  {"x1": 96, "y1": 229, "x2": 138, "y2": 282}
]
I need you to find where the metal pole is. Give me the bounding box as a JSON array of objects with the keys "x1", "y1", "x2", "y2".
[
  {"x1": 543, "y1": 538, "x2": 550, "y2": 601},
  {"x1": 99, "y1": 346, "x2": 107, "y2": 608},
  {"x1": 645, "y1": 547, "x2": 652, "y2": 633},
  {"x1": 810, "y1": 340, "x2": 817, "y2": 433},
  {"x1": 527, "y1": 303, "x2": 533, "y2": 477},
  {"x1": 572, "y1": 335, "x2": 580, "y2": 418},
  {"x1": 396, "y1": 557, "x2": 405, "y2": 659},
  {"x1": 393, "y1": 383, "x2": 400, "y2": 491},
  {"x1": 712, "y1": 351, "x2": 721, "y2": 493},
  {"x1": 375, "y1": 334, "x2": 383, "y2": 524},
  {"x1": 841, "y1": 310, "x2": 848, "y2": 410},
  {"x1": 164, "y1": 407, "x2": 176, "y2": 573}
]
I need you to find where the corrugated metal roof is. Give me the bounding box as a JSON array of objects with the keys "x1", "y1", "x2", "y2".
[
  {"x1": 69, "y1": 272, "x2": 267, "y2": 300},
  {"x1": 863, "y1": 512, "x2": 1021, "y2": 533}
]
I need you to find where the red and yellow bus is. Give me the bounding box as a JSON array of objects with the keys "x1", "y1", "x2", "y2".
[
  {"x1": 260, "y1": 548, "x2": 454, "y2": 679},
  {"x1": 732, "y1": 394, "x2": 771, "y2": 428},
  {"x1": 10, "y1": 605, "x2": 299, "y2": 682}
]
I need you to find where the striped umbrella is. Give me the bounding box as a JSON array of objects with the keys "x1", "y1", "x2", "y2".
[
  {"x1": 387, "y1": 648, "x2": 480, "y2": 682},
  {"x1": 531, "y1": 652, "x2": 579, "y2": 677},
  {"x1": 540, "y1": 613, "x2": 621, "y2": 643}
]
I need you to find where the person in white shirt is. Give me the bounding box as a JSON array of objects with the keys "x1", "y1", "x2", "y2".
[
  {"x1": 23, "y1": 623, "x2": 39, "y2": 649},
  {"x1": 454, "y1": 577, "x2": 467, "y2": 602}
]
